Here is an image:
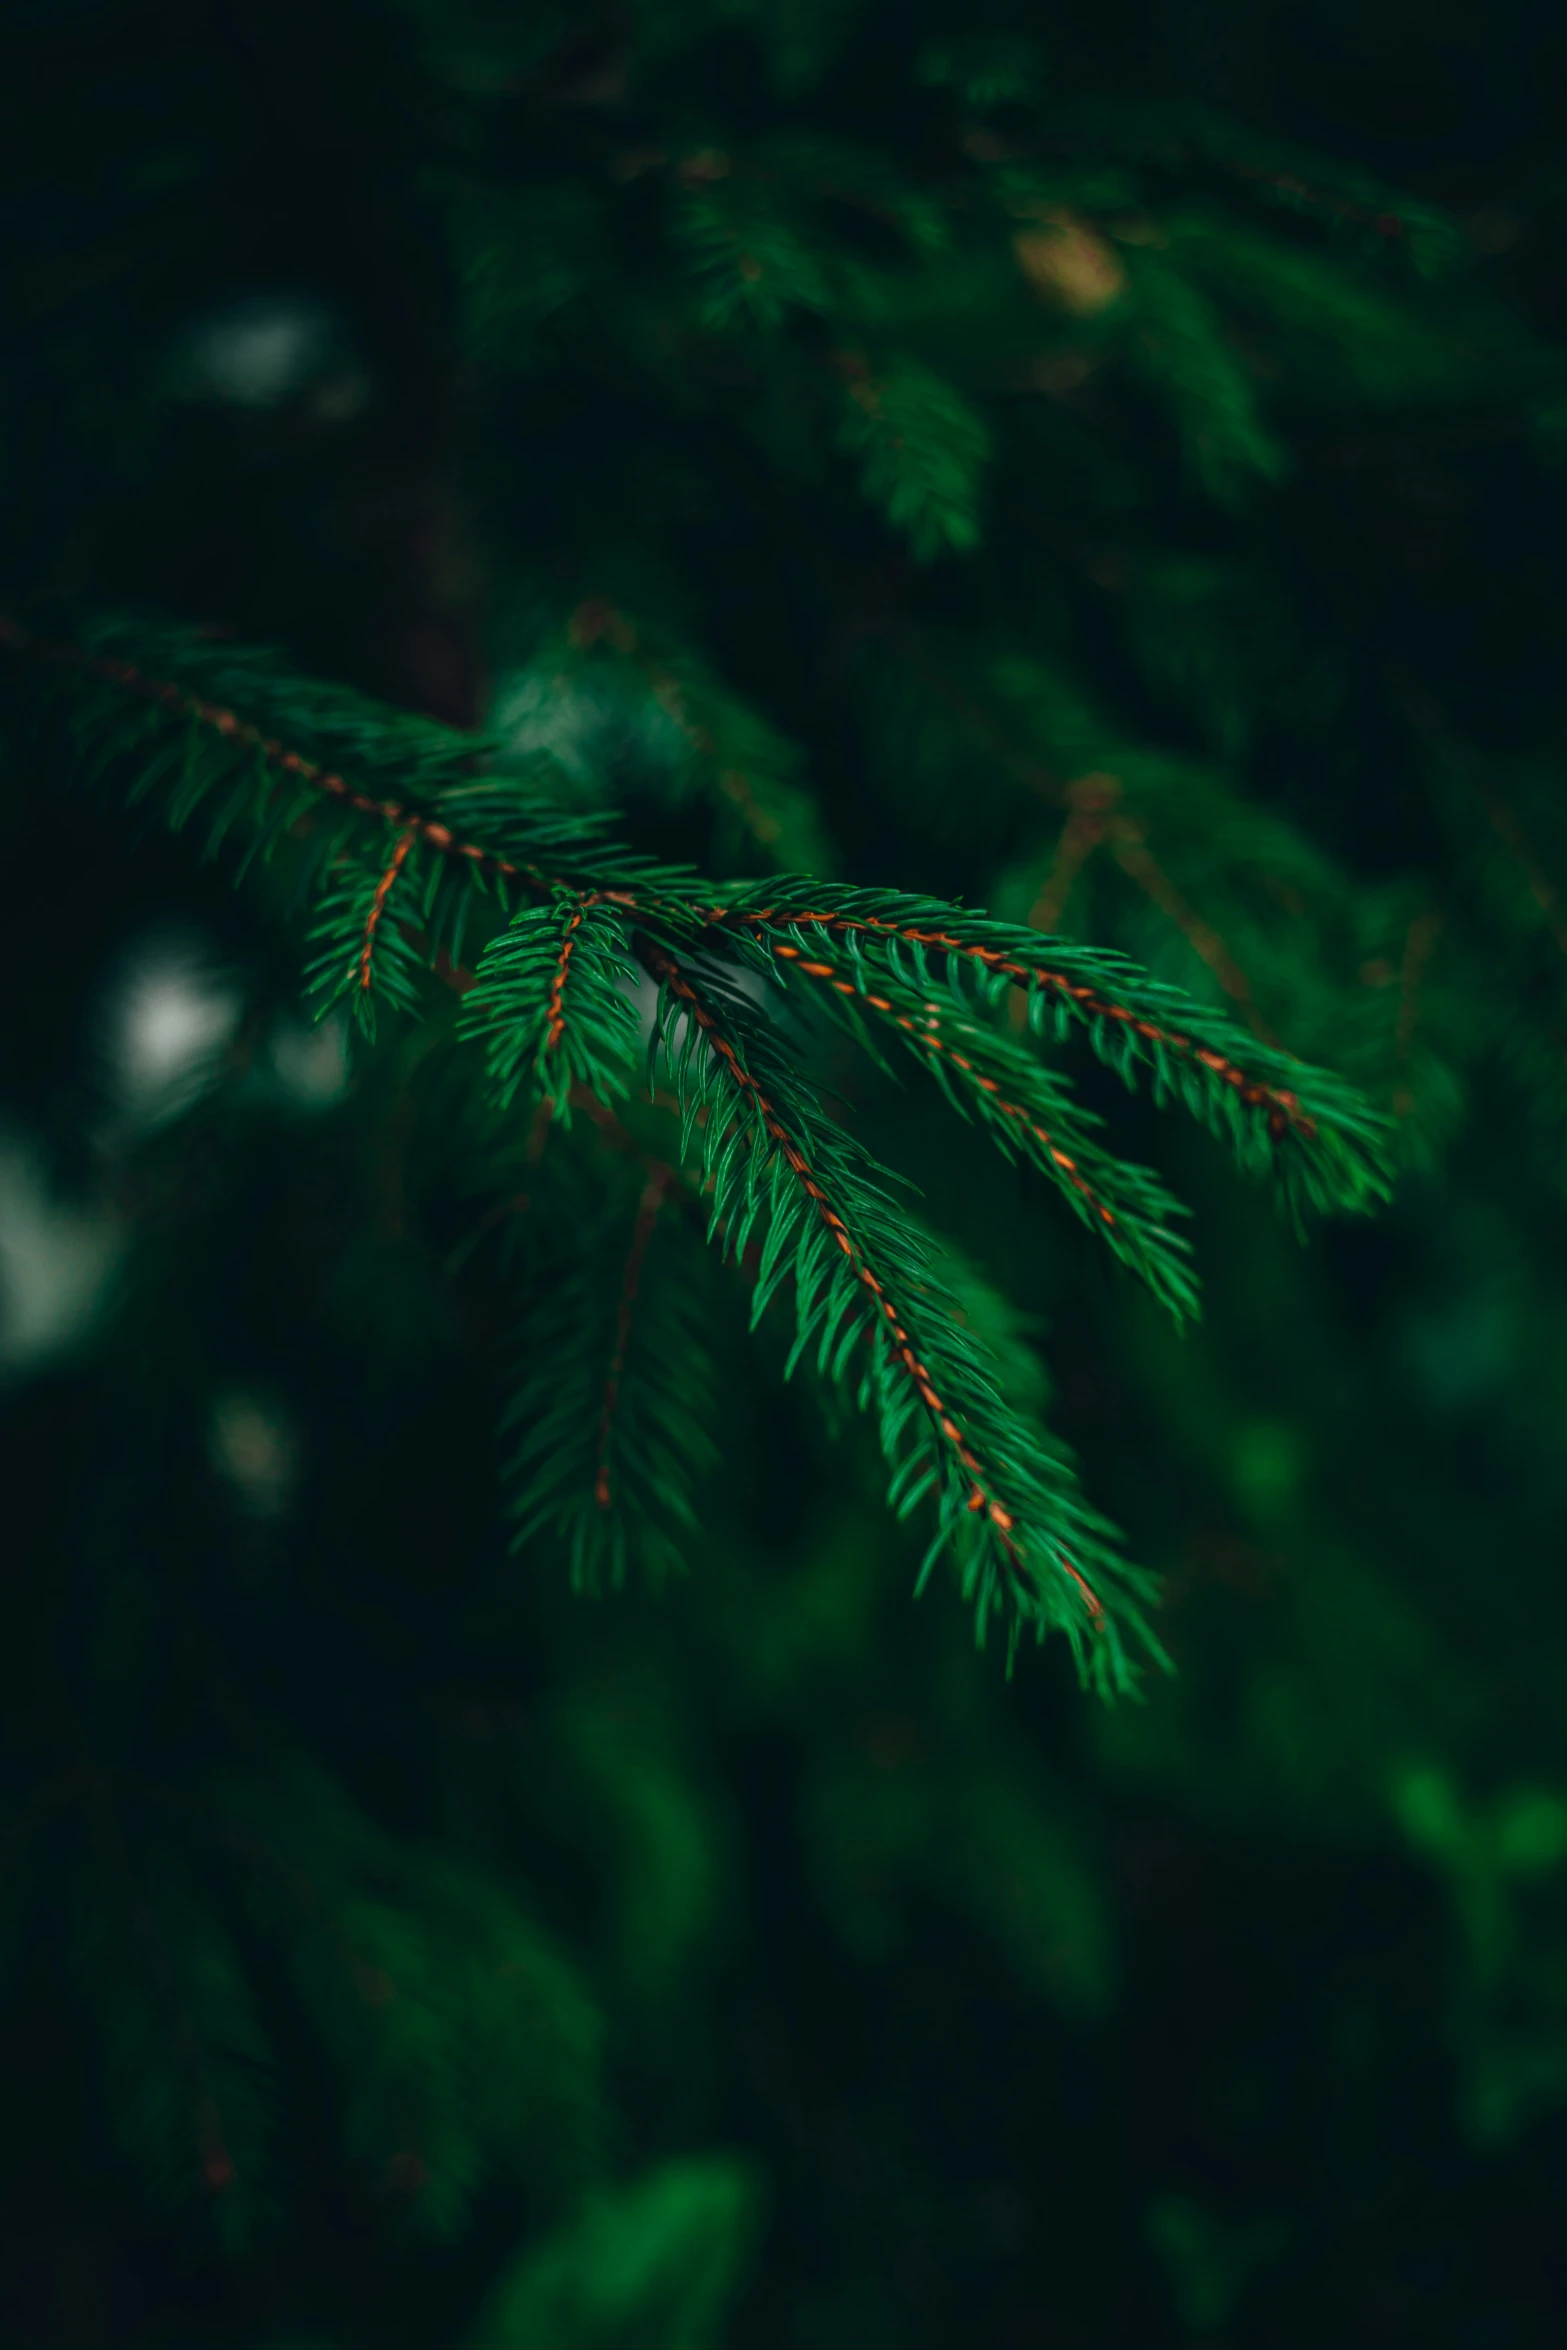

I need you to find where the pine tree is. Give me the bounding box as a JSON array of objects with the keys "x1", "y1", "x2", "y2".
[{"x1": 3, "y1": 5, "x2": 1567, "y2": 2345}]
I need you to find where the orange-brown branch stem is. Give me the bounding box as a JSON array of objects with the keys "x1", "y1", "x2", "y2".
[
  {"x1": 765, "y1": 938, "x2": 1121, "y2": 1233},
  {"x1": 0, "y1": 616, "x2": 562, "y2": 891},
  {"x1": 358, "y1": 824, "x2": 422, "y2": 991},
  {"x1": 706, "y1": 903, "x2": 1314, "y2": 1144},
  {"x1": 543, "y1": 892, "x2": 602, "y2": 1049},
  {"x1": 0, "y1": 621, "x2": 1287, "y2": 1175},
  {"x1": 650, "y1": 950, "x2": 1100, "y2": 1619}
]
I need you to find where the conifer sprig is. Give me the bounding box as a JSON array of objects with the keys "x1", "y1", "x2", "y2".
[
  {"x1": 728, "y1": 916, "x2": 1199, "y2": 1317},
  {"x1": 0, "y1": 610, "x2": 1388, "y2": 1669},
  {"x1": 703, "y1": 882, "x2": 1394, "y2": 1222},
  {"x1": 305, "y1": 823, "x2": 431, "y2": 1036},
  {"x1": 459, "y1": 891, "x2": 643, "y2": 1118},
  {"x1": 646, "y1": 946, "x2": 1159, "y2": 1683},
  {"x1": 501, "y1": 1173, "x2": 719, "y2": 1593},
  {"x1": 209, "y1": 1761, "x2": 606, "y2": 2235},
  {"x1": 0, "y1": 612, "x2": 668, "y2": 905}
]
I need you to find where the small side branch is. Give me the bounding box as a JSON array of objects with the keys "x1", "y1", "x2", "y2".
[
  {"x1": 593, "y1": 1171, "x2": 674, "y2": 1511},
  {"x1": 766, "y1": 937, "x2": 1124, "y2": 1231},
  {"x1": 544, "y1": 892, "x2": 600, "y2": 1049},
  {"x1": 707, "y1": 898, "x2": 1317, "y2": 1142},
  {"x1": 358, "y1": 825, "x2": 422, "y2": 993}
]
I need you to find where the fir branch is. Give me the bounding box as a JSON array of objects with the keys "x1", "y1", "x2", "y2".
[
  {"x1": 358, "y1": 824, "x2": 424, "y2": 994},
  {"x1": 1119, "y1": 246, "x2": 1289, "y2": 503},
  {"x1": 1, "y1": 608, "x2": 1391, "y2": 1666},
  {"x1": 646, "y1": 945, "x2": 1161, "y2": 1681},
  {"x1": 1, "y1": 609, "x2": 1391, "y2": 1226},
  {"x1": 701, "y1": 883, "x2": 1393, "y2": 1221},
  {"x1": 746, "y1": 924, "x2": 1199, "y2": 1319},
  {"x1": 0, "y1": 605, "x2": 1372, "y2": 1223},
  {"x1": 0, "y1": 612, "x2": 666, "y2": 905},
  {"x1": 458, "y1": 891, "x2": 643, "y2": 1119},
  {"x1": 502, "y1": 1178, "x2": 719, "y2": 1591},
  {"x1": 214, "y1": 1763, "x2": 606, "y2": 2232},
  {"x1": 304, "y1": 823, "x2": 432, "y2": 1036},
  {"x1": 832, "y1": 351, "x2": 991, "y2": 560},
  {"x1": 594, "y1": 1170, "x2": 676, "y2": 1514},
  {"x1": 546, "y1": 902, "x2": 592, "y2": 1049}
]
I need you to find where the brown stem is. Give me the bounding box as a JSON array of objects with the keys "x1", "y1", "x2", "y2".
[
  {"x1": 648, "y1": 949, "x2": 1097, "y2": 1611},
  {"x1": 704, "y1": 903, "x2": 1316, "y2": 1144},
  {"x1": 358, "y1": 824, "x2": 422, "y2": 991}
]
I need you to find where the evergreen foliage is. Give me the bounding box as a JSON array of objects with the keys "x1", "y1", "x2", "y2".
[
  {"x1": 3, "y1": 3, "x2": 1567, "y2": 2345},
  {"x1": 0, "y1": 604, "x2": 1387, "y2": 1675}
]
